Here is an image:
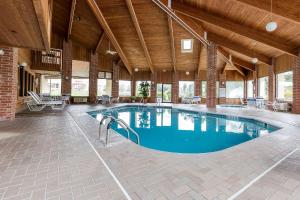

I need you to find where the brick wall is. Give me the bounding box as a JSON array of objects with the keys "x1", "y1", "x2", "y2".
[
  {"x1": 292, "y1": 48, "x2": 300, "y2": 113},
  {"x1": 0, "y1": 47, "x2": 18, "y2": 121},
  {"x1": 268, "y1": 58, "x2": 276, "y2": 102},
  {"x1": 89, "y1": 51, "x2": 98, "y2": 103},
  {"x1": 35, "y1": 73, "x2": 41, "y2": 94},
  {"x1": 219, "y1": 72, "x2": 226, "y2": 104},
  {"x1": 171, "y1": 72, "x2": 178, "y2": 103},
  {"x1": 112, "y1": 61, "x2": 119, "y2": 97},
  {"x1": 206, "y1": 43, "x2": 217, "y2": 108},
  {"x1": 62, "y1": 40, "x2": 72, "y2": 94}
]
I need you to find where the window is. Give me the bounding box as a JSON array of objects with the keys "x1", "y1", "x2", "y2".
[
  {"x1": 135, "y1": 81, "x2": 151, "y2": 97},
  {"x1": 258, "y1": 77, "x2": 268, "y2": 99},
  {"x1": 71, "y1": 79, "x2": 89, "y2": 96},
  {"x1": 71, "y1": 60, "x2": 90, "y2": 96},
  {"x1": 277, "y1": 71, "x2": 293, "y2": 101},
  {"x1": 181, "y1": 39, "x2": 193, "y2": 53},
  {"x1": 97, "y1": 79, "x2": 112, "y2": 96},
  {"x1": 40, "y1": 75, "x2": 62, "y2": 96},
  {"x1": 226, "y1": 81, "x2": 244, "y2": 98},
  {"x1": 179, "y1": 81, "x2": 194, "y2": 97},
  {"x1": 119, "y1": 80, "x2": 131, "y2": 97},
  {"x1": 201, "y1": 81, "x2": 207, "y2": 98},
  {"x1": 247, "y1": 80, "x2": 254, "y2": 98}
]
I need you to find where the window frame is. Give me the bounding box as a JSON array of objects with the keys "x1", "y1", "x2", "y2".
[
  {"x1": 276, "y1": 71, "x2": 293, "y2": 102},
  {"x1": 178, "y1": 81, "x2": 195, "y2": 98},
  {"x1": 181, "y1": 39, "x2": 193, "y2": 53},
  {"x1": 226, "y1": 81, "x2": 244, "y2": 99},
  {"x1": 119, "y1": 80, "x2": 132, "y2": 97}
]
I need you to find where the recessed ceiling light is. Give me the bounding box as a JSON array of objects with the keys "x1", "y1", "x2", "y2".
[
  {"x1": 134, "y1": 68, "x2": 139, "y2": 72},
  {"x1": 74, "y1": 16, "x2": 81, "y2": 21},
  {"x1": 162, "y1": 69, "x2": 166, "y2": 72},
  {"x1": 186, "y1": 71, "x2": 190, "y2": 75}
]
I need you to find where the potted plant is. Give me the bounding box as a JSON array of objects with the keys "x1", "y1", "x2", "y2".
[
  {"x1": 138, "y1": 81, "x2": 150, "y2": 103},
  {"x1": 130, "y1": 96, "x2": 136, "y2": 103}
]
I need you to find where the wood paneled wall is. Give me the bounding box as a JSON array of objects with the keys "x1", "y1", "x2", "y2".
[{"x1": 275, "y1": 54, "x2": 294, "y2": 74}]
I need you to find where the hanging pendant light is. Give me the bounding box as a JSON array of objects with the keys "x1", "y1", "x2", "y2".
[{"x1": 265, "y1": 0, "x2": 277, "y2": 32}]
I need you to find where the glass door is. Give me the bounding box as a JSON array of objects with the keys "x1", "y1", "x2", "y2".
[{"x1": 157, "y1": 83, "x2": 172, "y2": 103}]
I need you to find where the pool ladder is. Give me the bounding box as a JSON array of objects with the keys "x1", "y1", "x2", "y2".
[{"x1": 99, "y1": 115, "x2": 140, "y2": 146}]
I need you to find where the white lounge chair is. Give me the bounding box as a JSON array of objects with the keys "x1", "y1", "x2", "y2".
[{"x1": 28, "y1": 91, "x2": 65, "y2": 111}]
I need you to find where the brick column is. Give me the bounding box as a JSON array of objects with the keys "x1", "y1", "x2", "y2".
[
  {"x1": 131, "y1": 72, "x2": 136, "y2": 97},
  {"x1": 62, "y1": 40, "x2": 72, "y2": 95},
  {"x1": 171, "y1": 72, "x2": 178, "y2": 103},
  {"x1": 268, "y1": 58, "x2": 276, "y2": 102},
  {"x1": 89, "y1": 51, "x2": 98, "y2": 103},
  {"x1": 150, "y1": 70, "x2": 157, "y2": 103},
  {"x1": 292, "y1": 48, "x2": 300, "y2": 113},
  {"x1": 0, "y1": 47, "x2": 18, "y2": 121},
  {"x1": 112, "y1": 61, "x2": 119, "y2": 97},
  {"x1": 206, "y1": 42, "x2": 217, "y2": 108},
  {"x1": 195, "y1": 73, "x2": 201, "y2": 96},
  {"x1": 253, "y1": 66, "x2": 258, "y2": 98},
  {"x1": 219, "y1": 72, "x2": 226, "y2": 104}
]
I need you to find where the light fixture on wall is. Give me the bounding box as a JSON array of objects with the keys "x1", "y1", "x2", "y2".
[
  {"x1": 186, "y1": 71, "x2": 190, "y2": 75},
  {"x1": 265, "y1": 0, "x2": 277, "y2": 32},
  {"x1": 134, "y1": 68, "x2": 139, "y2": 72},
  {"x1": 251, "y1": 58, "x2": 258, "y2": 64},
  {"x1": 19, "y1": 62, "x2": 27, "y2": 67},
  {"x1": 0, "y1": 49, "x2": 4, "y2": 56},
  {"x1": 162, "y1": 69, "x2": 166, "y2": 72}
]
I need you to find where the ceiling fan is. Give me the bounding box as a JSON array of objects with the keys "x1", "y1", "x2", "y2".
[{"x1": 106, "y1": 41, "x2": 117, "y2": 55}]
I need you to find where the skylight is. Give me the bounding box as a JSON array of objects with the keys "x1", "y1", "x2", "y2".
[{"x1": 181, "y1": 39, "x2": 193, "y2": 53}]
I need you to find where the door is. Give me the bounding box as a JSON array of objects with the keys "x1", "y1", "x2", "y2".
[{"x1": 157, "y1": 83, "x2": 172, "y2": 103}]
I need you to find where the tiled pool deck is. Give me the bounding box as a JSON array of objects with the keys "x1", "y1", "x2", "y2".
[{"x1": 0, "y1": 104, "x2": 300, "y2": 200}]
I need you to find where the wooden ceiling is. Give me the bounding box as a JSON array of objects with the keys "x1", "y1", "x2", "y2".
[{"x1": 0, "y1": 0, "x2": 299, "y2": 75}]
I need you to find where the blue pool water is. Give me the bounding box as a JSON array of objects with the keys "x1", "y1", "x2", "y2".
[{"x1": 88, "y1": 106, "x2": 280, "y2": 153}]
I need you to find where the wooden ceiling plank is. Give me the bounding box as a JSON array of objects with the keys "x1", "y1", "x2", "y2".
[
  {"x1": 172, "y1": 0, "x2": 298, "y2": 57},
  {"x1": 207, "y1": 32, "x2": 272, "y2": 66},
  {"x1": 168, "y1": 16, "x2": 177, "y2": 73},
  {"x1": 86, "y1": 0, "x2": 132, "y2": 74},
  {"x1": 235, "y1": 0, "x2": 300, "y2": 25},
  {"x1": 125, "y1": 0, "x2": 154, "y2": 73},
  {"x1": 32, "y1": 0, "x2": 52, "y2": 52},
  {"x1": 151, "y1": 0, "x2": 209, "y2": 47},
  {"x1": 94, "y1": 32, "x2": 105, "y2": 53},
  {"x1": 67, "y1": 0, "x2": 76, "y2": 40}
]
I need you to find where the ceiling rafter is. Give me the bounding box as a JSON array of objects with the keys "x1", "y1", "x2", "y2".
[
  {"x1": 151, "y1": 0, "x2": 209, "y2": 47},
  {"x1": 168, "y1": 16, "x2": 177, "y2": 73},
  {"x1": 171, "y1": 0, "x2": 299, "y2": 57},
  {"x1": 222, "y1": 62, "x2": 227, "y2": 74},
  {"x1": 67, "y1": 0, "x2": 76, "y2": 41},
  {"x1": 125, "y1": 0, "x2": 154, "y2": 73},
  {"x1": 86, "y1": 0, "x2": 132, "y2": 74},
  {"x1": 94, "y1": 32, "x2": 105, "y2": 53},
  {"x1": 218, "y1": 47, "x2": 246, "y2": 77},
  {"x1": 234, "y1": 0, "x2": 300, "y2": 25}
]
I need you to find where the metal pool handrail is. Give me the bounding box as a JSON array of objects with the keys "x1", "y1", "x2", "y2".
[{"x1": 99, "y1": 115, "x2": 140, "y2": 146}]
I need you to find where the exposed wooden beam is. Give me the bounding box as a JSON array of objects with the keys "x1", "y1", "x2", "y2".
[
  {"x1": 232, "y1": 57, "x2": 255, "y2": 71},
  {"x1": 172, "y1": 0, "x2": 299, "y2": 57},
  {"x1": 222, "y1": 62, "x2": 227, "y2": 74},
  {"x1": 207, "y1": 32, "x2": 272, "y2": 66},
  {"x1": 151, "y1": 0, "x2": 209, "y2": 47},
  {"x1": 125, "y1": 0, "x2": 154, "y2": 73},
  {"x1": 235, "y1": 0, "x2": 300, "y2": 25},
  {"x1": 67, "y1": 0, "x2": 77, "y2": 40},
  {"x1": 94, "y1": 32, "x2": 105, "y2": 53},
  {"x1": 86, "y1": 0, "x2": 132, "y2": 74},
  {"x1": 168, "y1": 16, "x2": 176, "y2": 73},
  {"x1": 197, "y1": 45, "x2": 202, "y2": 76},
  {"x1": 32, "y1": 0, "x2": 52, "y2": 52},
  {"x1": 218, "y1": 47, "x2": 246, "y2": 77}
]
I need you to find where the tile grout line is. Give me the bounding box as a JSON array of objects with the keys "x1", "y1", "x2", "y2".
[
  {"x1": 227, "y1": 147, "x2": 299, "y2": 200},
  {"x1": 67, "y1": 112, "x2": 132, "y2": 200}
]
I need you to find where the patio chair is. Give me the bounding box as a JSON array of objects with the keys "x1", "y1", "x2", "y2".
[
  {"x1": 25, "y1": 99, "x2": 46, "y2": 112},
  {"x1": 192, "y1": 96, "x2": 201, "y2": 104},
  {"x1": 28, "y1": 91, "x2": 65, "y2": 110},
  {"x1": 240, "y1": 98, "x2": 247, "y2": 106},
  {"x1": 111, "y1": 97, "x2": 119, "y2": 103}
]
